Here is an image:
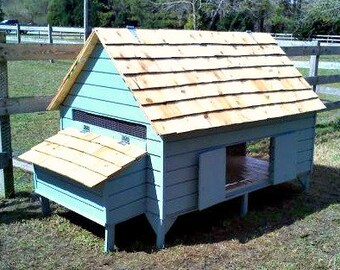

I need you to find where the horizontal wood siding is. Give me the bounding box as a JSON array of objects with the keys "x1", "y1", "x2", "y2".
[
  {"x1": 60, "y1": 44, "x2": 164, "y2": 223},
  {"x1": 165, "y1": 115, "x2": 316, "y2": 156},
  {"x1": 60, "y1": 44, "x2": 158, "y2": 140},
  {"x1": 296, "y1": 119, "x2": 316, "y2": 174},
  {"x1": 34, "y1": 166, "x2": 106, "y2": 225},
  {"x1": 164, "y1": 114, "x2": 317, "y2": 216},
  {"x1": 146, "y1": 140, "x2": 164, "y2": 219},
  {"x1": 105, "y1": 158, "x2": 147, "y2": 224},
  {"x1": 62, "y1": 96, "x2": 147, "y2": 125}
]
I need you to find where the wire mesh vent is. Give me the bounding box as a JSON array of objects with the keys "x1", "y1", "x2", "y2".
[{"x1": 72, "y1": 109, "x2": 147, "y2": 139}]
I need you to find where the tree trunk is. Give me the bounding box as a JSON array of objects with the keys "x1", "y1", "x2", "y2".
[{"x1": 192, "y1": 1, "x2": 197, "y2": 30}]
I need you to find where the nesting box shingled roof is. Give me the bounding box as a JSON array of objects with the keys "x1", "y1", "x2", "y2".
[
  {"x1": 48, "y1": 28, "x2": 325, "y2": 135},
  {"x1": 19, "y1": 128, "x2": 146, "y2": 187}
]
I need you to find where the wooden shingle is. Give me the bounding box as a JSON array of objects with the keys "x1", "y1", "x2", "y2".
[
  {"x1": 19, "y1": 128, "x2": 146, "y2": 187},
  {"x1": 48, "y1": 28, "x2": 326, "y2": 135}
]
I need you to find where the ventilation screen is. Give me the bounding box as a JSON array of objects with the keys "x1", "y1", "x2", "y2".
[{"x1": 72, "y1": 109, "x2": 147, "y2": 139}]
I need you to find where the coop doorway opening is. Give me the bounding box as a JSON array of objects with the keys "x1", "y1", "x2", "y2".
[{"x1": 226, "y1": 138, "x2": 271, "y2": 190}]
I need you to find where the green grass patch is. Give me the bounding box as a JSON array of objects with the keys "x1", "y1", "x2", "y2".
[
  {"x1": 315, "y1": 94, "x2": 340, "y2": 147},
  {"x1": 7, "y1": 60, "x2": 70, "y2": 155},
  {"x1": 13, "y1": 168, "x2": 33, "y2": 193},
  {"x1": 291, "y1": 54, "x2": 340, "y2": 62},
  {"x1": 8, "y1": 60, "x2": 71, "y2": 97}
]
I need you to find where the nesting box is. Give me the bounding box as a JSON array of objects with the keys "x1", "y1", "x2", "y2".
[{"x1": 20, "y1": 28, "x2": 325, "y2": 251}]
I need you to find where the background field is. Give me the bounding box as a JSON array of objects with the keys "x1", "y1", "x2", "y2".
[{"x1": 0, "y1": 60, "x2": 339, "y2": 270}]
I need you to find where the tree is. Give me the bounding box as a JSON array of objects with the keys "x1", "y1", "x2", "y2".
[
  {"x1": 216, "y1": 7, "x2": 253, "y2": 31},
  {"x1": 152, "y1": 0, "x2": 204, "y2": 30},
  {"x1": 2, "y1": 0, "x2": 49, "y2": 24},
  {"x1": 0, "y1": 0, "x2": 4, "y2": 21},
  {"x1": 6, "y1": 0, "x2": 337, "y2": 37},
  {"x1": 270, "y1": 0, "x2": 295, "y2": 33},
  {"x1": 207, "y1": 0, "x2": 227, "y2": 29},
  {"x1": 47, "y1": 0, "x2": 83, "y2": 26},
  {"x1": 93, "y1": 0, "x2": 182, "y2": 29},
  {"x1": 236, "y1": 0, "x2": 275, "y2": 32},
  {"x1": 294, "y1": 0, "x2": 340, "y2": 38},
  {"x1": 90, "y1": 0, "x2": 113, "y2": 27}
]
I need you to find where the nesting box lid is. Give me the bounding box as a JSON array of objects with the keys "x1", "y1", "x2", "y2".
[
  {"x1": 48, "y1": 28, "x2": 325, "y2": 136},
  {"x1": 19, "y1": 128, "x2": 146, "y2": 187}
]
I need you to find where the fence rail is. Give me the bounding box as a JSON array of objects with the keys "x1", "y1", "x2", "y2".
[
  {"x1": 272, "y1": 33, "x2": 340, "y2": 44},
  {"x1": 0, "y1": 25, "x2": 84, "y2": 33},
  {"x1": 2, "y1": 27, "x2": 340, "y2": 45},
  {"x1": 0, "y1": 43, "x2": 82, "y2": 61},
  {"x1": 0, "y1": 24, "x2": 85, "y2": 44},
  {"x1": 0, "y1": 37, "x2": 340, "y2": 198}
]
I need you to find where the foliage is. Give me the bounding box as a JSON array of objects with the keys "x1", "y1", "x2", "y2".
[
  {"x1": 47, "y1": 0, "x2": 83, "y2": 26},
  {"x1": 0, "y1": 1, "x2": 4, "y2": 21},
  {"x1": 294, "y1": 0, "x2": 340, "y2": 38},
  {"x1": 2, "y1": 0, "x2": 336, "y2": 37},
  {"x1": 216, "y1": 9, "x2": 253, "y2": 31},
  {"x1": 269, "y1": 0, "x2": 295, "y2": 33},
  {"x1": 2, "y1": 0, "x2": 49, "y2": 24},
  {"x1": 43, "y1": 0, "x2": 299, "y2": 31}
]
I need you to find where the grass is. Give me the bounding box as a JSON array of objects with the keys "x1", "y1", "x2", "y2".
[
  {"x1": 0, "y1": 60, "x2": 340, "y2": 269},
  {"x1": 8, "y1": 60, "x2": 70, "y2": 155},
  {"x1": 291, "y1": 55, "x2": 340, "y2": 62}
]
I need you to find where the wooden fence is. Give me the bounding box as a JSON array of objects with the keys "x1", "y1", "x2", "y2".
[
  {"x1": 3, "y1": 26, "x2": 340, "y2": 45},
  {"x1": 0, "y1": 36, "x2": 340, "y2": 198},
  {"x1": 0, "y1": 24, "x2": 85, "y2": 44},
  {"x1": 272, "y1": 33, "x2": 340, "y2": 44}
]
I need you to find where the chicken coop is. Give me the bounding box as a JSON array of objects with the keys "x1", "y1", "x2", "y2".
[{"x1": 20, "y1": 28, "x2": 325, "y2": 251}]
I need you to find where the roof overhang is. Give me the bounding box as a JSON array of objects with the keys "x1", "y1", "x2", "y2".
[
  {"x1": 19, "y1": 128, "x2": 146, "y2": 188},
  {"x1": 47, "y1": 31, "x2": 99, "y2": 111}
]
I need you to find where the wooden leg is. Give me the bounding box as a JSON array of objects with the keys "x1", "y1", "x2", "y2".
[
  {"x1": 40, "y1": 196, "x2": 51, "y2": 216},
  {"x1": 240, "y1": 193, "x2": 249, "y2": 217},
  {"x1": 156, "y1": 226, "x2": 165, "y2": 250},
  {"x1": 299, "y1": 173, "x2": 310, "y2": 192},
  {"x1": 104, "y1": 224, "x2": 116, "y2": 252},
  {"x1": 146, "y1": 214, "x2": 177, "y2": 250}
]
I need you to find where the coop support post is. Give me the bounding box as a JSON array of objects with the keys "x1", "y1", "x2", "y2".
[
  {"x1": 104, "y1": 224, "x2": 116, "y2": 252},
  {"x1": 146, "y1": 214, "x2": 177, "y2": 249},
  {"x1": 41, "y1": 196, "x2": 51, "y2": 216},
  {"x1": 156, "y1": 224, "x2": 166, "y2": 249},
  {"x1": 309, "y1": 41, "x2": 320, "y2": 92},
  {"x1": 240, "y1": 193, "x2": 249, "y2": 217},
  {"x1": 298, "y1": 173, "x2": 310, "y2": 192},
  {"x1": 156, "y1": 217, "x2": 177, "y2": 249},
  {"x1": 0, "y1": 32, "x2": 14, "y2": 198}
]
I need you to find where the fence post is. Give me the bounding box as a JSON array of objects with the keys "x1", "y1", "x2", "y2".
[
  {"x1": 16, "y1": 23, "x2": 21, "y2": 44},
  {"x1": 0, "y1": 32, "x2": 14, "y2": 198},
  {"x1": 309, "y1": 41, "x2": 320, "y2": 92},
  {"x1": 84, "y1": 0, "x2": 89, "y2": 42},
  {"x1": 48, "y1": 24, "x2": 53, "y2": 44},
  {"x1": 48, "y1": 24, "x2": 54, "y2": 63}
]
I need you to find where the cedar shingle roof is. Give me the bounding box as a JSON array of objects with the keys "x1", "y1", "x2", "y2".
[
  {"x1": 19, "y1": 128, "x2": 146, "y2": 187},
  {"x1": 48, "y1": 28, "x2": 325, "y2": 135}
]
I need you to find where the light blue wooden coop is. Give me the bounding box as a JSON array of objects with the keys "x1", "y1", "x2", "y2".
[{"x1": 20, "y1": 28, "x2": 325, "y2": 251}]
